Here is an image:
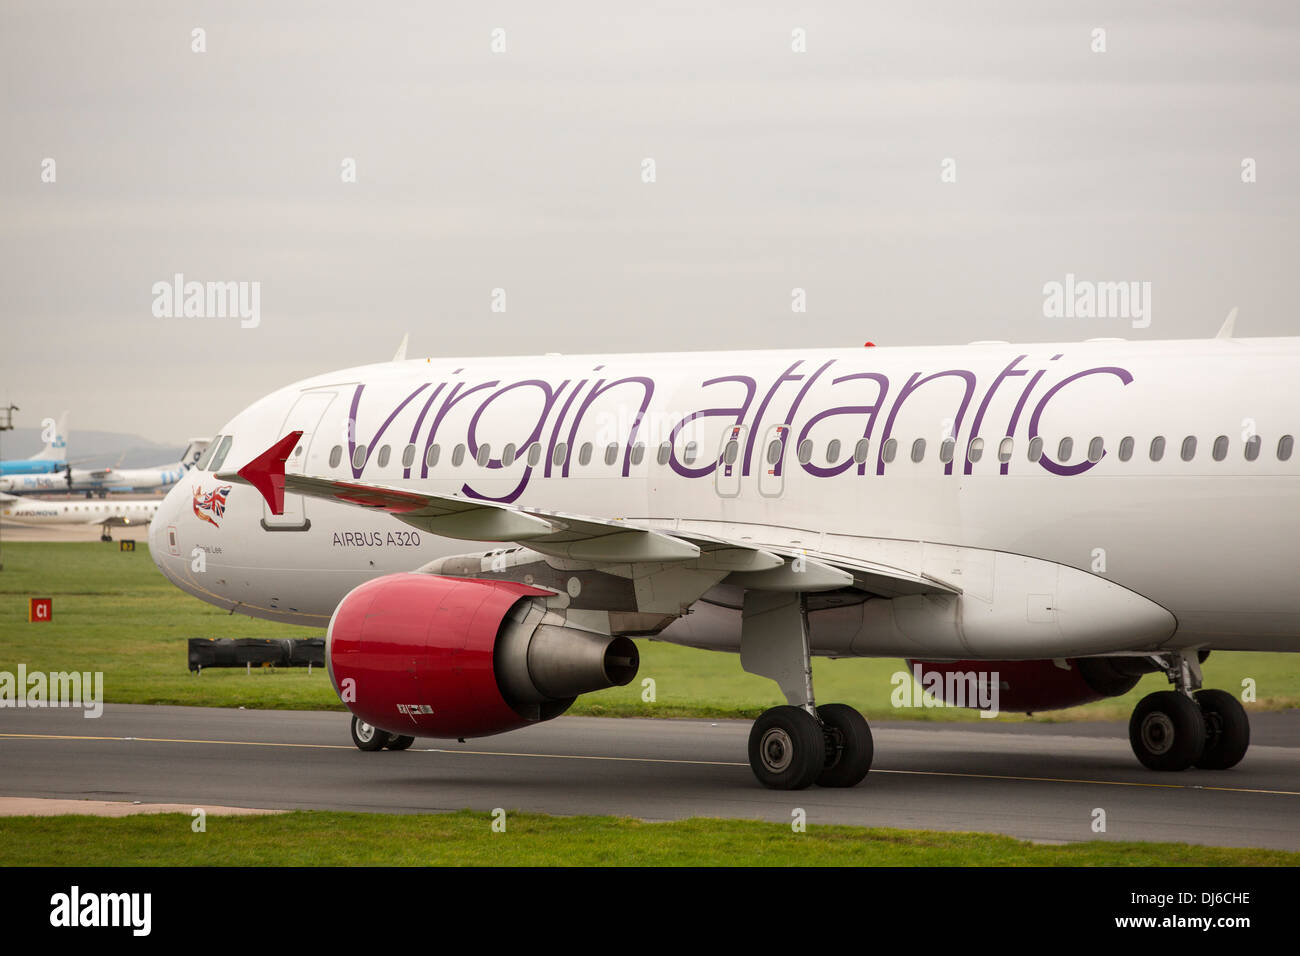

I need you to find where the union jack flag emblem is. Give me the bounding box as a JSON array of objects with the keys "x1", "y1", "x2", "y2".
[{"x1": 192, "y1": 484, "x2": 232, "y2": 527}]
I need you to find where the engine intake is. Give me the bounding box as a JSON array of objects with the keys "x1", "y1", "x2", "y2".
[{"x1": 327, "y1": 573, "x2": 638, "y2": 739}]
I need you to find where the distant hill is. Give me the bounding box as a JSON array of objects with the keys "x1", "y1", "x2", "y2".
[{"x1": 0, "y1": 427, "x2": 198, "y2": 469}]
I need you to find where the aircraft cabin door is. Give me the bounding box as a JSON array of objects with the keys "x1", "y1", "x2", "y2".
[
  {"x1": 757, "y1": 424, "x2": 789, "y2": 498},
  {"x1": 263, "y1": 389, "x2": 338, "y2": 531},
  {"x1": 715, "y1": 424, "x2": 747, "y2": 498}
]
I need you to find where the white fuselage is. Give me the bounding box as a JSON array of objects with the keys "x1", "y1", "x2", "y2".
[
  {"x1": 149, "y1": 338, "x2": 1300, "y2": 655},
  {"x1": 3, "y1": 497, "x2": 158, "y2": 527}
]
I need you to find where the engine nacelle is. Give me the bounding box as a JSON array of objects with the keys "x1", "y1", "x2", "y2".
[
  {"x1": 905, "y1": 657, "x2": 1155, "y2": 713},
  {"x1": 327, "y1": 573, "x2": 639, "y2": 738}
]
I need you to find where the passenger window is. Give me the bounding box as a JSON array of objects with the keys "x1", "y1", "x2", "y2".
[
  {"x1": 825, "y1": 439, "x2": 841, "y2": 464},
  {"x1": 579, "y1": 442, "x2": 593, "y2": 466},
  {"x1": 605, "y1": 442, "x2": 619, "y2": 466},
  {"x1": 377, "y1": 445, "x2": 391, "y2": 468},
  {"x1": 195, "y1": 436, "x2": 223, "y2": 471},
  {"x1": 997, "y1": 437, "x2": 1013, "y2": 462},
  {"x1": 853, "y1": 439, "x2": 870, "y2": 464},
  {"x1": 1279, "y1": 435, "x2": 1295, "y2": 461},
  {"x1": 501, "y1": 443, "x2": 517, "y2": 467},
  {"x1": 657, "y1": 442, "x2": 672, "y2": 466},
  {"x1": 329, "y1": 445, "x2": 342, "y2": 468},
  {"x1": 451, "y1": 444, "x2": 466, "y2": 467},
  {"x1": 1212, "y1": 436, "x2": 1228, "y2": 461},
  {"x1": 1244, "y1": 435, "x2": 1261, "y2": 461},
  {"x1": 1087, "y1": 437, "x2": 1104, "y2": 462},
  {"x1": 967, "y1": 437, "x2": 984, "y2": 463},
  {"x1": 766, "y1": 439, "x2": 783, "y2": 465},
  {"x1": 630, "y1": 442, "x2": 645, "y2": 466},
  {"x1": 351, "y1": 444, "x2": 367, "y2": 470},
  {"x1": 527, "y1": 443, "x2": 543, "y2": 466},
  {"x1": 1149, "y1": 436, "x2": 1166, "y2": 462},
  {"x1": 207, "y1": 435, "x2": 234, "y2": 472},
  {"x1": 939, "y1": 438, "x2": 955, "y2": 464},
  {"x1": 1118, "y1": 437, "x2": 1134, "y2": 461},
  {"x1": 882, "y1": 438, "x2": 897, "y2": 463},
  {"x1": 1180, "y1": 436, "x2": 1196, "y2": 461},
  {"x1": 684, "y1": 441, "x2": 699, "y2": 465},
  {"x1": 425, "y1": 444, "x2": 440, "y2": 468},
  {"x1": 911, "y1": 438, "x2": 926, "y2": 463},
  {"x1": 723, "y1": 440, "x2": 739, "y2": 465},
  {"x1": 1057, "y1": 437, "x2": 1073, "y2": 462},
  {"x1": 401, "y1": 444, "x2": 416, "y2": 468},
  {"x1": 797, "y1": 439, "x2": 813, "y2": 465},
  {"x1": 1027, "y1": 436, "x2": 1043, "y2": 461},
  {"x1": 553, "y1": 442, "x2": 568, "y2": 467},
  {"x1": 476, "y1": 444, "x2": 491, "y2": 466}
]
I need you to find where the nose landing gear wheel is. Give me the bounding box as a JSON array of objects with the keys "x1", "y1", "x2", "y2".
[
  {"x1": 386, "y1": 734, "x2": 416, "y2": 751},
  {"x1": 1129, "y1": 691, "x2": 1206, "y2": 771},
  {"x1": 350, "y1": 715, "x2": 392, "y2": 752},
  {"x1": 815, "y1": 703, "x2": 874, "y2": 788},
  {"x1": 748, "y1": 705, "x2": 825, "y2": 790},
  {"x1": 1193, "y1": 689, "x2": 1250, "y2": 770}
]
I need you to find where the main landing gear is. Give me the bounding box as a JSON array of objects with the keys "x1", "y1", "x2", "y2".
[
  {"x1": 1129, "y1": 652, "x2": 1250, "y2": 771},
  {"x1": 741, "y1": 591, "x2": 874, "y2": 790},
  {"x1": 748, "y1": 702, "x2": 874, "y2": 790},
  {"x1": 350, "y1": 715, "x2": 416, "y2": 752}
]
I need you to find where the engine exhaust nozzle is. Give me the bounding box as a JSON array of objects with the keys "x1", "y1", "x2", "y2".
[{"x1": 496, "y1": 615, "x2": 640, "y2": 708}]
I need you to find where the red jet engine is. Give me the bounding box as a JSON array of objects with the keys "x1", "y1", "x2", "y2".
[{"x1": 328, "y1": 573, "x2": 639, "y2": 738}]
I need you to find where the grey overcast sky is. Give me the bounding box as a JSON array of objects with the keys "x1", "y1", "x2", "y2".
[{"x1": 2, "y1": 2, "x2": 1297, "y2": 442}]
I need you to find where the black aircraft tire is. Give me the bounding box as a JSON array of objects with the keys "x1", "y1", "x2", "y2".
[
  {"x1": 1193, "y1": 689, "x2": 1250, "y2": 770},
  {"x1": 350, "y1": 715, "x2": 391, "y2": 752},
  {"x1": 814, "y1": 703, "x2": 874, "y2": 788},
  {"x1": 748, "y1": 705, "x2": 825, "y2": 790},
  {"x1": 1129, "y1": 691, "x2": 1206, "y2": 771}
]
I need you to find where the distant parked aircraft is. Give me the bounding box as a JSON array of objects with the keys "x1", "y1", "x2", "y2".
[
  {"x1": 0, "y1": 439, "x2": 210, "y2": 496},
  {"x1": 0, "y1": 493, "x2": 158, "y2": 541},
  {"x1": 0, "y1": 412, "x2": 67, "y2": 476}
]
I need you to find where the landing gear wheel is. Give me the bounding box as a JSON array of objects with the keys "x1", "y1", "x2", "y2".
[
  {"x1": 350, "y1": 715, "x2": 391, "y2": 752},
  {"x1": 1193, "y1": 689, "x2": 1250, "y2": 770},
  {"x1": 748, "y1": 705, "x2": 824, "y2": 790},
  {"x1": 1129, "y1": 691, "x2": 1206, "y2": 771},
  {"x1": 386, "y1": 734, "x2": 416, "y2": 751},
  {"x1": 815, "y1": 703, "x2": 874, "y2": 788}
]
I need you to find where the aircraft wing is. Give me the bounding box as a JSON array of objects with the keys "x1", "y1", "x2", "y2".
[{"x1": 218, "y1": 431, "x2": 958, "y2": 598}]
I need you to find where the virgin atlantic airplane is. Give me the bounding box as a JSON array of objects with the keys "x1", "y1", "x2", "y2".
[{"x1": 149, "y1": 329, "x2": 1297, "y2": 789}]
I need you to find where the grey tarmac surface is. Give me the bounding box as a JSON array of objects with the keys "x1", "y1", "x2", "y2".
[{"x1": 1, "y1": 704, "x2": 1296, "y2": 850}]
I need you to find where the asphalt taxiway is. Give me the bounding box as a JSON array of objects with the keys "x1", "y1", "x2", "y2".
[{"x1": 2, "y1": 705, "x2": 1296, "y2": 850}]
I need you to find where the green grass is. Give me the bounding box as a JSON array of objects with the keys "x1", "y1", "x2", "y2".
[
  {"x1": 0, "y1": 810, "x2": 1294, "y2": 866},
  {"x1": 0, "y1": 541, "x2": 1297, "y2": 720}
]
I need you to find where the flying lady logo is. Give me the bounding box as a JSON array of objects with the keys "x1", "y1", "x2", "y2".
[{"x1": 192, "y1": 484, "x2": 231, "y2": 527}]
